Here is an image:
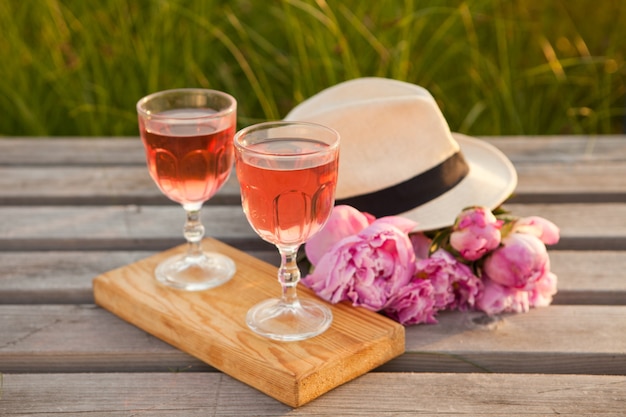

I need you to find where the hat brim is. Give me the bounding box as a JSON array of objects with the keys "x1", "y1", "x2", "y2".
[{"x1": 400, "y1": 133, "x2": 517, "y2": 232}]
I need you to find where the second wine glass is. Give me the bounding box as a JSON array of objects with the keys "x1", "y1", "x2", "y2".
[
  {"x1": 137, "y1": 88, "x2": 237, "y2": 291},
  {"x1": 234, "y1": 121, "x2": 340, "y2": 341}
]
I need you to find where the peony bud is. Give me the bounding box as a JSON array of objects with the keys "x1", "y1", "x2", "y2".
[
  {"x1": 449, "y1": 206, "x2": 503, "y2": 261},
  {"x1": 483, "y1": 233, "x2": 549, "y2": 290}
]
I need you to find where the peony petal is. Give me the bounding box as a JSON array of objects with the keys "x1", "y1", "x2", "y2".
[
  {"x1": 409, "y1": 233, "x2": 432, "y2": 260},
  {"x1": 375, "y1": 216, "x2": 419, "y2": 234},
  {"x1": 515, "y1": 216, "x2": 560, "y2": 245},
  {"x1": 305, "y1": 205, "x2": 373, "y2": 265}
]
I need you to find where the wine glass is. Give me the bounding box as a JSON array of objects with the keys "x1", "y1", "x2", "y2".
[
  {"x1": 136, "y1": 88, "x2": 237, "y2": 291},
  {"x1": 234, "y1": 121, "x2": 340, "y2": 341}
]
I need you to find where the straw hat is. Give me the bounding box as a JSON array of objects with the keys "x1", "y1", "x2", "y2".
[{"x1": 284, "y1": 77, "x2": 517, "y2": 231}]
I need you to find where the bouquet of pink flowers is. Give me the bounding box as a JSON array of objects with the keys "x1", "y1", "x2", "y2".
[{"x1": 302, "y1": 205, "x2": 560, "y2": 326}]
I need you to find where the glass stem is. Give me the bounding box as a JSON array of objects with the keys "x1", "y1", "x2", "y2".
[
  {"x1": 277, "y1": 245, "x2": 301, "y2": 307},
  {"x1": 184, "y1": 208, "x2": 205, "y2": 259}
]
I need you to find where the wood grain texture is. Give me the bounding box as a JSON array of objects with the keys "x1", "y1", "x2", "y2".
[
  {"x1": 0, "y1": 303, "x2": 209, "y2": 373},
  {"x1": 1, "y1": 135, "x2": 625, "y2": 414},
  {"x1": 0, "y1": 250, "x2": 279, "y2": 304},
  {"x1": 0, "y1": 166, "x2": 242, "y2": 205},
  {"x1": 0, "y1": 137, "x2": 145, "y2": 165},
  {"x1": 2, "y1": 203, "x2": 625, "y2": 250},
  {"x1": 394, "y1": 305, "x2": 626, "y2": 374},
  {"x1": 1, "y1": 372, "x2": 624, "y2": 416},
  {"x1": 2, "y1": 136, "x2": 625, "y2": 205},
  {"x1": 2, "y1": 135, "x2": 624, "y2": 164},
  {"x1": 2, "y1": 305, "x2": 624, "y2": 375},
  {"x1": 93, "y1": 238, "x2": 405, "y2": 407},
  {"x1": 3, "y1": 162, "x2": 626, "y2": 203},
  {"x1": 0, "y1": 251, "x2": 622, "y2": 305}
]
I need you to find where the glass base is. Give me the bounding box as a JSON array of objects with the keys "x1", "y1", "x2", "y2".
[
  {"x1": 246, "y1": 298, "x2": 333, "y2": 342},
  {"x1": 155, "y1": 252, "x2": 235, "y2": 291}
]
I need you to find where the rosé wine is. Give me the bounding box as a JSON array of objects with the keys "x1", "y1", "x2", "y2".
[
  {"x1": 140, "y1": 108, "x2": 235, "y2": 207},
  {"x1": 236, "y1": 138, "x2": 338, "y2": 246}
]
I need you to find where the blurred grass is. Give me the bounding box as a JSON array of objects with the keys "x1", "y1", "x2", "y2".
[{"x1": 0, "y1": 0, "x2": 624, "y2": 136}]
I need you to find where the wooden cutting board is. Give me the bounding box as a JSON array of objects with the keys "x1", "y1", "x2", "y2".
[{"x1": 93, "y1": 238, "x2": 405, "y2": 407}]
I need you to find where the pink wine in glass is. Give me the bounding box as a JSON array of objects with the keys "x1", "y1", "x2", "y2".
[
  {"x1": 140, "y1": 109, "x2": 235, "y2": 208},
  {"x1": 237, "y1": 139, "x2": 338, "y2": 246},
  {"x1": 137, "y1": 89, "x2": 237, "y2": 291},
  {"x1": 234, "y1": 121, "x2": 339, "y2": 342}
]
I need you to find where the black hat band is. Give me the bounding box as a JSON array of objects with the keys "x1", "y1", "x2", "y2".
[{"x1": 335, "y1": 151, "x2": 469, "y2": 218}]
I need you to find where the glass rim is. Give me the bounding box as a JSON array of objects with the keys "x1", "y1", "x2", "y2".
[
  {"x1": 136, "y1": 88, "x2": 236, "y2": 119},
  {"x1": 234, "y1": 121, "x2": 340, "y2": 155}
]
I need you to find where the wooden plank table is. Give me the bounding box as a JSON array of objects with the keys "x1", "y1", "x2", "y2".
[{"x1": 1, "y1": 135, "x2": 625, "y2": 415}]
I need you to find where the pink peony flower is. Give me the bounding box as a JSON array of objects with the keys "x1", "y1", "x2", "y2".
[
  {"x1": 409, "y1": 232, "x2": 432, "y2": 260},
  {"x1": 416, "y1": 249, "x2": 482, "y2": 311},
  {"x1": 302, "y1": 204, "x2": 559, "y2": 326},
  {"x1": 305, "y1": 205, "x2": 375, "y2": 265},
  {"x1": 476, "y1": 278, "x2": 530, "y2": 315},
  {"x1": 303, "y1": 216, "x2": 417, "y2": 311},
  {"x1": 383, "y1": 278, "x2": 437, "y2": 325},
  {"x1": 302, "y1": 236, "x2": 358, "y2": 304},
  {"x1": 529, "y1": 271, "x2": 558, "y2": 307},
  {"x1": 375, "y1": 215, "x2": 420, "y2": 235},
  {"x1": 449, "y1": 206, "x2": 503, "y2": 261},
  {"x1": 483, "y1": 232, "x2": 549, "y2": 290},
  {"x1": 514, "y1": 216, "x2": 560, "y2": 245}
]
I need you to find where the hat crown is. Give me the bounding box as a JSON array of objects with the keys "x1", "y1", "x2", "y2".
[
  {"x1": 286, "y1": 77, "x2": 460, "y2": 200},
  {"x1": 285, "y1": 77, "x2": 517, "y2": 230}
]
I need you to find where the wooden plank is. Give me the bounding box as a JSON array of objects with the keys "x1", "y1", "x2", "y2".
[
  {"x1": 0, "y1": 137, "x2": 145, "y2": 166},
  {"x1": 3, "y1": 164, "x2": 625, "y2": 205},
  {"x1": 505, "y1": 203, "x2": 626, "y2": 239},
  {"x1": 0, "y1": 251, "x2": 621, "y2": 305},
  {"x1": 0, "y1": 206, "x2": 258, "y2": 247},
  {"x1": 93, "y1": 238, "x2": 405, "y2": 407},
  {"x1": 502, "y1": 203, "x2": 626, "y2": 250},
  {"x1": 550, "y1": 251, "x2": 626, "y2": 305},
  {"x1": 0, "y1": 165, "x2": 167, "y2": 205},
  {"x1": 0, "y1": 250, "x2": 279, "y2": 304},
  {"x1": 0, "y1": 303, "x2": 209, "y2": 372},
  {"x1": 484, "y1": 135, "x2": 626, "y2": 164},
  {"x1": 1, "y1": 203, "x2": 626, "y2": 250},
  {"x1": 386, "y1": 305, "x2": 626, "y2": 375},
  {"x1": 483, "y1": 136, "x2": 626, "y2": 202},
  {"x1": 512, "y1": 161, "x2": 626, "y2": 203},
  {"x1": 0, "y1": 166, "x2": 242, "y2": 205},
  {"x1": 1, "y1": 135, "x2": 624, "y2": 414},
  {"x1": 1, "y1": 372, "x2": 624, "y2": 416},
  {"x1": 2, "y1": 136, "x2": 625, "y2": 165},
  {"x1": 0, "y1": 251, "x2": 155, "y2": 304},
  {"x1": 2, "y1": 304, "x2": 625, "y2": 374},
  {"x1": 2, "y1": 137, "x2": 626, "y2": 205}
]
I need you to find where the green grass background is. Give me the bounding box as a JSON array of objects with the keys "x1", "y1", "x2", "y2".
[{"x1": 1, "y1": 0, "x2": 624, "y2": 136}]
